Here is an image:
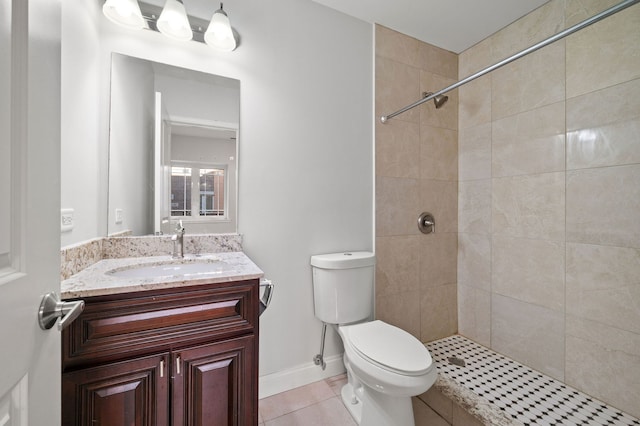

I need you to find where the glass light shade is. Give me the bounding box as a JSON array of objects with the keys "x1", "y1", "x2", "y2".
[
  {"x1": 157, "y1": 0, "x2": 193, "y2": 41},
  {"x1": 204, "y1": 6, "x2": 237, "y2": 51},
  {"x1": 102, "y1": 0, "x2": 146, "y2": 30}
]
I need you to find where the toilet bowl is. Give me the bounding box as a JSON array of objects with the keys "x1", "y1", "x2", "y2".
[
  {"x1": 337, "y1": 321, "x2": 437, "y2": 425},
  {"x1": 311, "y1": 252, "x2": 438, "y2": 426},
  {"x1": 340, "y1": 321, "x2": 436, "y2": 397}
]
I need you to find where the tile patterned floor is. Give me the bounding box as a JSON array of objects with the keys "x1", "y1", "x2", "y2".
[
  {"x1": 259, "y1": 374, "x2": 356, "y2": 426},
  {"x1": 427, "y1": 335, "x2": 640, "y2": 426},
  {"x1": 260, "y1": 336, "x2": 640, "y2": 425}
]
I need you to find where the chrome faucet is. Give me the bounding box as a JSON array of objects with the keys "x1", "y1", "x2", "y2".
[{"x1": 171, "y1": 220, "x2": 185, "y2": 259}]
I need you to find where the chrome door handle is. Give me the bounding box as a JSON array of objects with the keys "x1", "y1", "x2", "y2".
[{"x1": 38, "y1": 292, "x2": 85, "y2": 331}]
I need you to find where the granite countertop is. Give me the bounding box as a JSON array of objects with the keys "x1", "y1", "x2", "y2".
[{"x1": 61, "y1": 252, "x2": 264, "y2": 299}]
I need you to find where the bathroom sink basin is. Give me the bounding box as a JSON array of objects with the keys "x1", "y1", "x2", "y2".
[{"x1": 107, "y1": 260, "x2": 225, "y2": 279}]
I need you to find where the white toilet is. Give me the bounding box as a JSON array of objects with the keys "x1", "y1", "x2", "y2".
[{"x1": 311, "y1": 251, "x2": 437, "y2": 426}]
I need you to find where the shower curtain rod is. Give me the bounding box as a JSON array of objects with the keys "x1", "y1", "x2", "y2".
[{"x1": 380, "y1": 0, "x2": 640, "y2": 123}]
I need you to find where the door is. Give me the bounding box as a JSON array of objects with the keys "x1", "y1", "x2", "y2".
[
  {"x1": 0, "y1": 0, "x2": 62, "y2": 424},
  {"x1": 154, "y1": 91, "x2": 172, "y2": 235}
]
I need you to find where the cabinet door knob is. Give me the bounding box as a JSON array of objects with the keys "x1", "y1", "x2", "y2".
[
  {"x1": 176, "y1": 355, "x2": 181, "y2": 375},
  {"x1": 160, "y1": 359, "x2": 165, "y2": 378}
]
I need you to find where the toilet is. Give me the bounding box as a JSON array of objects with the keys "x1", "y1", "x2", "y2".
[{"x1": 311, "y1": 251, "x2": 437, "y2": 426}]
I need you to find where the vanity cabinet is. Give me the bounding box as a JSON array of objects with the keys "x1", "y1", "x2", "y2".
[{"x1": 61, "y1": 278, "x2": 259, "y2": 426}]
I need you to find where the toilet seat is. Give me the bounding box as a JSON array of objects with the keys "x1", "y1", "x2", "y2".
[{"x1": 342, "y1": 320, "x2": 433, "y2": 376}]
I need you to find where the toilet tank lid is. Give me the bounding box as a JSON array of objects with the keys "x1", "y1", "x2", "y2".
[{"x1": 310, "y1": 252, "x2": 375, "y2": 269}]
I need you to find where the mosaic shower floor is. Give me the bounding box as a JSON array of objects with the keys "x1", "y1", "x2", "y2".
[{"x1": 427, "y1": 335, "x2": 640, "y2": 426}]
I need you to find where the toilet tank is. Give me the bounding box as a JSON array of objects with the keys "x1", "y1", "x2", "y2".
[{"x1": 310, "y1": 252, "x2": 375, "y2": 324}]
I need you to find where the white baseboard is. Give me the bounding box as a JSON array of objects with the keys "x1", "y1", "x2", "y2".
[{"x1": 258, "y1": 353, "x2": 346, "y2": 399}]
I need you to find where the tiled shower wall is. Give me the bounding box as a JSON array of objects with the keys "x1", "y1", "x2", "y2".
[
  {"x1": 375, "y1": 25, "x2": 459, "y2": 343},
  {"x1": 457, "y1": 0, "x2": 640, "y2": 419}
]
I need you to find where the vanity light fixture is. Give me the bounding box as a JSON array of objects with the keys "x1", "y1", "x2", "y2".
[
  {"x1": 204, "y1": 3, "x2": 237, "y2": 51},
  {"x1": 102, "y1": 0, "x2": 146, "y2": 30},
  {"x1": 101, "y1": 0, "x2": 239, "y2": 51},
  {"x1": 156, "y1": 0, "x2": 193, "y2": 41}
]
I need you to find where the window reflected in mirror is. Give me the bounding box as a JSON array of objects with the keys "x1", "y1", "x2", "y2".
[{"x1": 170, "y1": 166, "x2": 226, "y2": 218}]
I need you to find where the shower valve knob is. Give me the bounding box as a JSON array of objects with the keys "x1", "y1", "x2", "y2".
[{"x1": 418, "y1": 212, "x2": 435, "y2": 234}]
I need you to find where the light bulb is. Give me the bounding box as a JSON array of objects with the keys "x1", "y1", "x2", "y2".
[
  {"x1": 157, "y1": 0, "x2": 193, "y2": 41},
  {"x1": 102, "y1": 0, "x2": 146, "y2": 30},
  {"x1": 204, "y1": 4, "x2": 237, "y2": 51}
]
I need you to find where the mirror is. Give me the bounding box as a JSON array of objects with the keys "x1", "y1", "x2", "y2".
[{"x1": 107, "y1": 54, "x2": 240, "y2": 237}]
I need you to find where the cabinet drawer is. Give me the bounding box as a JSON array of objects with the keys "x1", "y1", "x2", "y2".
[{"x1": 63, "y1": 280, "x2": 258, "y2": 371}]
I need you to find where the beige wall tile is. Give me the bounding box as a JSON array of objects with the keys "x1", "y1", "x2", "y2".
[
  {"x1": 453, "y1": 0, "x2": 640, "y2": 408},
  {"x1": 492, "y1": 294, "x2": 565, "y2": 380},
  {"x1": 458, "y1": 179, "x2": 491, "y2": 235},
  {"x1": 376, "y1": 119, "x2": 420, "y2": 179},
  {"x1": 566, "y1": 243, "x2": 640, "y2": 334},
  {"x1": 420, "y1": 126, "x2": 457, "y2": 181},
  {"x1": 420, "y1": 232, "x2": 457, "y2": 288},
  {"x1": 492, "y1": 236, "x2": 565, "y2": 312},
  {"x1": 421, "y1": 283, "x2": 458, "y2": 342},
  {"x1": 376, "y1": 56, "x2": 420, "y2": 124},
  {"x1": 565, "y1": 316, "x2": 640, "y2": 419},
  {"x1": 566, "y1": 164, "x2": 640, "y2": 248},
  {"x1": 458, "y1": 233, "x2": 491, "y2": 291},
  {"x1": 492, "y1": 102, "x2": 565, "y2": 177},
  {"x1": 458, "y1": 284, "x2": 491, "y2": 347},
  {"x1": 417, "y1": 387, "x2": 453, "y2": 424},
  {"x1": 566, "y1": 77, "x2": 640, "y2": 130},
  {"x1": 452, "y1": 402, "x2": 484, "y2": 426},
  {"x1": 492, "y1": 42, "x2": 565, "y2": 120},
  {"x1": 566, "y1": 4, "x2": 640, "y2": 98},
  {"x1": 459, "y1": 123, "x2": 492, "y2": 181},
  {"x1": 568, "y1": 121, "x2": 640, "y2": 171},
  {"x1": 459, "y1": 37, "x2": 493, "y2": 78},
  {"x1": 375, "y1": 24, "x2": 420, "y2": 68},
  {"x1": 492, "y1": 172, "x2": 565, "y2": 241},
  {"x1": 421, "y1": 179, "x2": 458, "y2": 234},
  {"x1": 566, "y1": 78, "x2": 640, "y2": 170},
  {"x1": 565, "y1": 0, "x2": 620, "y2": 27},
  {"x1": 413, "y1": 397, "x2": 450, "y2": 426},
  {"x1": 420, "y1": 71, "x2": 458, "y2": 131},
  {"x1": 458, "y1": 76, "x2": 492, "y2": 130},
  {"x1": 376, "y1": 290, "x2": 422, "y2": 339},
  {"x1": 375, "y1": 236, "x2": 421, "y2": 297},
  {"x1": 491, "y1": 0, "x2": 565, "y2": 60},
  {"x1": 376, "y1": 176, "x2": 420, "y2": 237},
  {"x1": 418, "y1": 42, "x2": 458, "y2": 80}
]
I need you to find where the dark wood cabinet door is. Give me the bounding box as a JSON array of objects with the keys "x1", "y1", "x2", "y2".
[
  {"x1": 172, "y1": 336, "x2": 256, "y2": 426},
  {"x1": 62, "y1": 353, "x2": 169, "y2": 426}
]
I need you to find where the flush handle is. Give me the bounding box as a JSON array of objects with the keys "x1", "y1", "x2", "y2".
[{"x1": 418, "y1": 212, "x2": 435, "y2": 234}]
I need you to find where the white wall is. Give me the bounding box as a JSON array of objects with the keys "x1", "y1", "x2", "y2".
[
  {"x1": 61, "y1": 0, "x2": 106, "y2": 247},
  {"x1": 0, "y1": 0, "x2": 10, "y2": 256},
  {"x1": 61, "y1": 0, "x2": 373, "y2": 394},
  {"x1": 107, "y1": 55, "x2": 155, "y2": 236},
  {"x1": 155, "y1": 73, "x2": 240, "y2": 124}
]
